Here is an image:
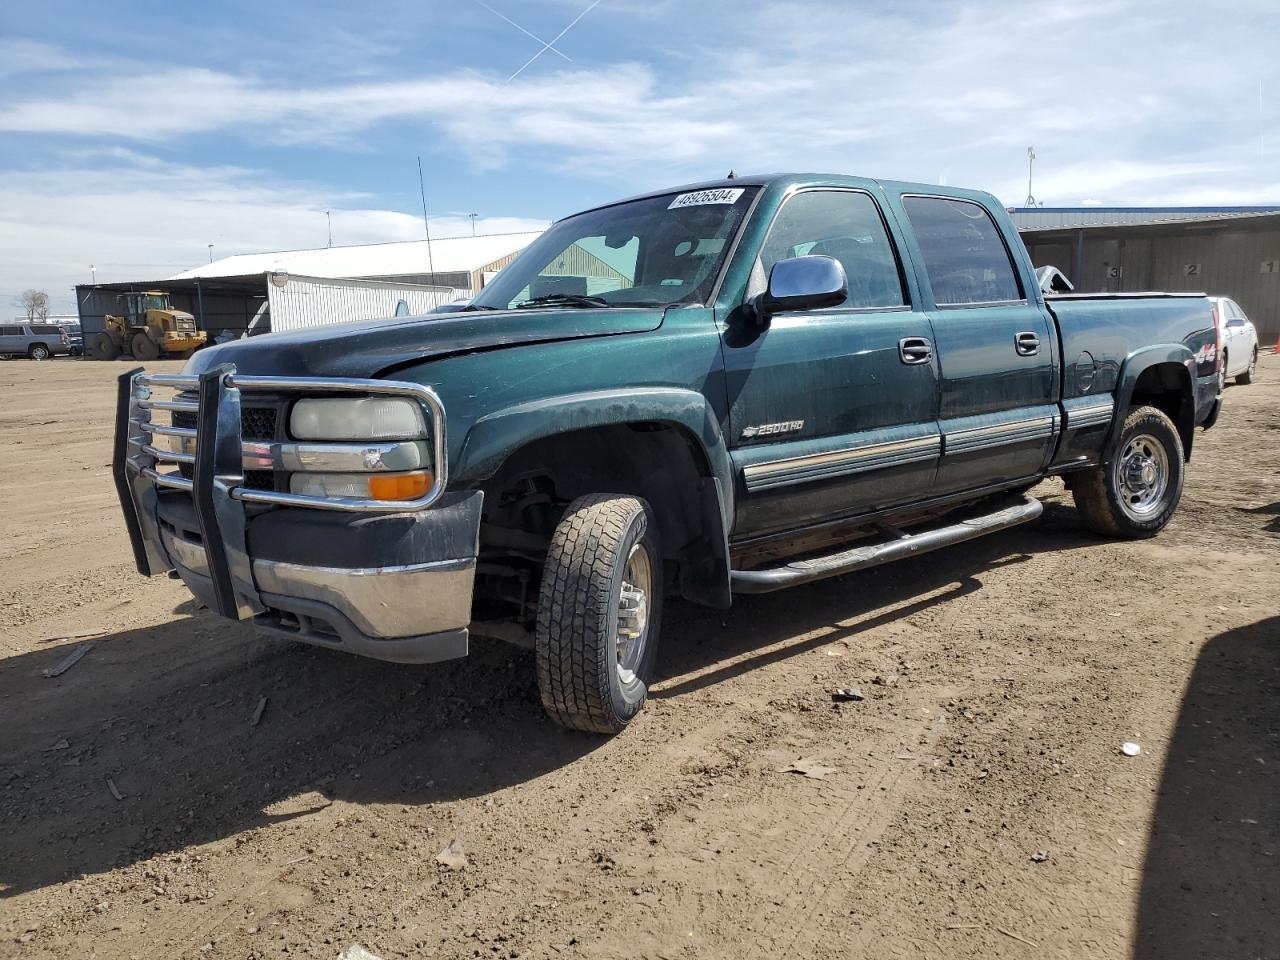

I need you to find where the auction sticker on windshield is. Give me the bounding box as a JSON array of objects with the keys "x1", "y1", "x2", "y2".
[{"x1": 668, "y1": 188, "x2": 744, "y2": 209}]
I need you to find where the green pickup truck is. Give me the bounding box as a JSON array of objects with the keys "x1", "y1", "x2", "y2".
[{"x1": 114, "y1": 174, "x2": 1223, "y2": 733}]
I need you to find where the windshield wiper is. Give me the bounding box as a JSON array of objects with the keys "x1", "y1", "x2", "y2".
[{"x1": 515, "y1": 293, "x2": 610, "y2": 309}]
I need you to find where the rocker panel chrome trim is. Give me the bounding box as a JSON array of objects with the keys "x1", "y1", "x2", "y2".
[{"x1": 743, "y1": 434, "x2": 942, "y2": 491}]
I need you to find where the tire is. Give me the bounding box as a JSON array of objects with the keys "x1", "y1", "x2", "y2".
[
  {"x1": 1072, "y1": 405, "x2": 1184, "y2": 539},
  {"x1": 535, "y1": 494, "x2": 663, "y2": 734},
  {"x1": 28, "y1": 344, "x2": 50, "y2": 361},
  {"x1": 91, "y1": 333, "x2": 121, "y2": 360},
  {"x1": 1236, "y1": 348, "x2": 1257, "y2": 385},
  {"x1": 131, "y1": 332, "x2": 160, "y2": 361}
]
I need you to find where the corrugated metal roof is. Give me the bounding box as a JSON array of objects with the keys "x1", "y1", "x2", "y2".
[
  {"x1": 168, "y1": 231, "x2": 544, "y2": 281},
  {"x1": 1010, "y1": 206, "x2": 1280, "y2": 231}
]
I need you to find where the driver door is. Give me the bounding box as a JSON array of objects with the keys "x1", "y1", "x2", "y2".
[{"x1": 720, "y1": 189, "x2": 941, "y2": 540}]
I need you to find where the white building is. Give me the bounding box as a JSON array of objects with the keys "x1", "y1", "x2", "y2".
[{"x1": 75, "y1": 231, "x2": 544, "y2": 345}]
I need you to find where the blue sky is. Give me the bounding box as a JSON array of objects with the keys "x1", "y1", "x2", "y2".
[{"x1": 2, "y1": 0, "x2": 1277, "y2": 311}]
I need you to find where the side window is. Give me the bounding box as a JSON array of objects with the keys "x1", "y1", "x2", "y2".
[
  {"x1": 760, "y1": 191, "x2": 905, "y2": 309},
  {"x1": 902, "y1": 196, "x2": 1022, "y2": 306},
  {"x1": 0, "y1": 326, "x2": 20, "y2": 336},
  {"x1": 31, "y1": 324, "x2": 60, "y2": 334}
]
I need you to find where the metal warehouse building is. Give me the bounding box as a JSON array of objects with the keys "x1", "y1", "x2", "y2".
[
  {"x1": 74, "y1": 231, "x2": 544, "y2": 346},
  {"x1": 1011, "y1": 206, "x2": 1280, "y2": 344}
]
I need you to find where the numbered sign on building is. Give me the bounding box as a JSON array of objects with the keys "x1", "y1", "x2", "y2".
[
  {"x1": 1183, "y1": 263, "x2": 1201, "y2": 276},
  {"x1": 1261, "y1": 259, "x2": 1280, "y2": 274}
]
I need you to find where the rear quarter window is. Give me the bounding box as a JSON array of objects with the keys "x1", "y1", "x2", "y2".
[
  {"x1": 903, "y1": 196, "x2": 1022, "y2": 306},
  {"x1": 30, "y1": 325, "x2": 61, "y2": 334}
]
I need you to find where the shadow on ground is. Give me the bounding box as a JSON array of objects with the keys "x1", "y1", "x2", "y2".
[
  {"x1": 0, "y1": 497, "x2": 1100, "y2": 896},
  {"x1": 1134, "y1": 615, "x2": 1280, "y2": 960}
]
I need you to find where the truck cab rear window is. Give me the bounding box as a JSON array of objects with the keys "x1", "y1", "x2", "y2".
[{"x1": 903, "y1": 196, "x2": 1022, "y2": 306}]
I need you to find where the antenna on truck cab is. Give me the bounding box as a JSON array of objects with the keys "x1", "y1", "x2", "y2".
[{"x1": 417, "y1": 155, "x2": 436, "y2": 281}]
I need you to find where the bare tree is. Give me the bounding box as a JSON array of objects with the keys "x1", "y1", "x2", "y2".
[{"x1": 18, "y1": 289, "x2": 50, "y2": 321}]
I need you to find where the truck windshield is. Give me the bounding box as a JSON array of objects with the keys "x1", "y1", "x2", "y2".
[
  {"x1": 140, "y1": 295, "x2": 169, "y2": 311},
  {"x1": 471, "y1": 187, "x2": 758, "y2": 310}
]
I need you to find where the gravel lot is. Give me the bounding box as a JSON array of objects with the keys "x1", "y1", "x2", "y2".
[{"x1": 1, "y1": 355, "x2": 1277, "y2": 959}]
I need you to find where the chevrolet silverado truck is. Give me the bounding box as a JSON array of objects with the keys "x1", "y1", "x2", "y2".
[{"x1": 113, "y1": 174, "x2": 1223, "y2": 733}]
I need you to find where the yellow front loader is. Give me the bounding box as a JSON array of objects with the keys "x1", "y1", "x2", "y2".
[{"x1": 92, "y1": 291, "x2": 206, "y2": 361}]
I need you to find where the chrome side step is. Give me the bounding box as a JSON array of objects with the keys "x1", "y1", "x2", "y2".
[{"x1": 730, "y1": 494, "x2": 1043, "y2": 594}]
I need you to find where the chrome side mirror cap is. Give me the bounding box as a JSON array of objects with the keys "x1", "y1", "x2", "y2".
[{"x1": 749, "y1": 255, "x2": 848, "y2": 326}]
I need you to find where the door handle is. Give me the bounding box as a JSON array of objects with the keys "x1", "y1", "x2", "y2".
[
  {"x1": 899, "y1": 337, "x2": 933, "y2": 365},
  {"x1": 1015, "y1": 331, "x2": 1040, "y2": 356}
]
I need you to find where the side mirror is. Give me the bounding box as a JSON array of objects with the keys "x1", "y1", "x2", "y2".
[{"x1": 749, "y1": 255, "x2": 848, "y2": 325}]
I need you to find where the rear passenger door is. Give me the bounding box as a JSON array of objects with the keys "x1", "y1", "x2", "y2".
[
  {"x1": 722, "y1": 188, "x2": 940, "y2": 539},
  {"x1": 897, "y1": 195, "x2": 1058, "y2": 495}
]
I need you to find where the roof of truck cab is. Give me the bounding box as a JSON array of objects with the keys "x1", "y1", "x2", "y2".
[{"x1": 568, "y1": 174, "x2": 1000, "y2": 219}]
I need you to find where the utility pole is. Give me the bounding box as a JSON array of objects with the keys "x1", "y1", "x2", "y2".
[
  {"x1": 326, "y1": 210, "x2": 333, "y2": 247},
  {"x1": 1025, "y1": 146, "x2": 1037, "y2": 207},
  {"x1": 468, "y1": 213, "x2": 479, "y2": 236},
  {"x1": 90, "y1": 265, "x2": 96, "y2": 284},
  {"x1": 208, "y1": 244, "x2": 215, "y2": 263}
]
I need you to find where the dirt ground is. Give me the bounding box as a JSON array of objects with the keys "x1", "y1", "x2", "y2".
[{"x1": 1, "y1": 355, "x2": 1276, "y2": 960}]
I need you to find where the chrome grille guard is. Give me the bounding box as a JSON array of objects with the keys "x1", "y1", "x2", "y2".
[{"x1": 113, "y1": 363, "x2": 448, "y2": 621}]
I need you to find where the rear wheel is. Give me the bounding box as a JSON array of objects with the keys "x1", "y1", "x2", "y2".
[
  {"x1": 131, "y1": 332, "x2": 160, "y2": 361},
  {"x1": 1236, "y1": 348, "x2": 1257, "y2": 385},
  {"x1": 91, "y1": 332, "x2": 121, "y2": 360},
  {"x1": 1072, "y1": 405, "x2": 1184, "y2": 539},
  {"x1": 27, "y1": 344, "x2": 50, "y2": 361},
  {"x1": 535, "y1": 494, "x2": 663, "y2": 734}
]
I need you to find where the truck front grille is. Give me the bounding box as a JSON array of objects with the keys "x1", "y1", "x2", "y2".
[
  {"x1": 172, "y1": 405, "x2": 280, "y2": 490},
  {"x1": 126, "y1": 370, "x2": 447, "y2": 514},
  {"x1": 171, "y1": 405, "x2": 278, "y2": 440}
]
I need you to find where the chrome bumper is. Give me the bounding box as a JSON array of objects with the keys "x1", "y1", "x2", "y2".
[{"x1": 112, "y1": 364, "x2": 481, "y2": 664}]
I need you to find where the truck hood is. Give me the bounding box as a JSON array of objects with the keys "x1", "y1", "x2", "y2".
[{"x1": 185, "y1": 306, "x2": 664, "y2": 379}]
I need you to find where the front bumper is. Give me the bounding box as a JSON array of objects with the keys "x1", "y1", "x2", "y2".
[{"x1": 113, "y1": 365, "x2": 481, "y2": 664}]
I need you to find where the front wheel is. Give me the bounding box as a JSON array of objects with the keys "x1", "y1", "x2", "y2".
[
  {"x1": 91, "y1": 333, "x2": 121, "y2": 360},
  {"x1": 1072, "y1": 405, "x2": 1184, "y2": 539},
  {"x1": 1236, "y1": 348, "x2": 1257, "y2": 385},
  {"x1": 535, "y1": 494, "x2": 663, "y2": 734},
  {"x1": 28, "y1": 344, "x2": 50, "y2": 361},
  {"x1": 131, "y1": 332, "x2": 160, "y2": 361}
]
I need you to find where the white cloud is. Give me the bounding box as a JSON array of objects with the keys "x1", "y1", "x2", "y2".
[
  {"x1": 0, "y1": 155, "x2": 548, "y2": 312},
  {"x1": 0, "y1": 39, "x2": 80, "y2": 78},
  {"x1": 4, "y1": 1, "x2": 1276, "y2": 203}
]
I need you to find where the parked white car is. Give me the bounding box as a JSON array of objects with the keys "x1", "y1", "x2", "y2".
[{"x1": 1211, "y1": 297, "x2": 1259, "y2": 386}]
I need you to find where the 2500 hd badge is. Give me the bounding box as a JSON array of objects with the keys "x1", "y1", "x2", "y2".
[{"x1": 114, "y1": 173, "x2": 1223, "y2": 734}]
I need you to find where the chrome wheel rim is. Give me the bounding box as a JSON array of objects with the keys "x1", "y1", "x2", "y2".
[
  {"x1": 614, "y1": 541, "x2": 652, "y2": 686},
  {"x1": 1115, "y1": 433, "x2": 1169, "y2": 521}
]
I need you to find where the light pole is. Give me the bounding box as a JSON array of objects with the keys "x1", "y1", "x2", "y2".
[
  {"x1": 208, "y1": 244, "x2": 215, "y2": 263},
  {"x1": 468, "y1": 213, "x2": 479, "y2": 236},
  {"x1": 90, "y1": 265, "x2": 96, "y2": 284},
  {"x1": 326, "y1": 210, "x2": 333, "y2": 247},
  {"x1": 1025, "y1": 146, "x2": 1036, "y2": 207}
]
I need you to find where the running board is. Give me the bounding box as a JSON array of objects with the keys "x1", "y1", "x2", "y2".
[{"x1": 730, "y1": 494, "x2": 1043, "y2": 594}]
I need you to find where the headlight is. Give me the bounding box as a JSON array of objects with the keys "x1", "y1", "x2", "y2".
[
  {"x1": 290, "y1": 397, "x2": 427, "y2": 441},
  {"x1": 289, "y1": 470, "x2": 432, "y2": 501}
]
